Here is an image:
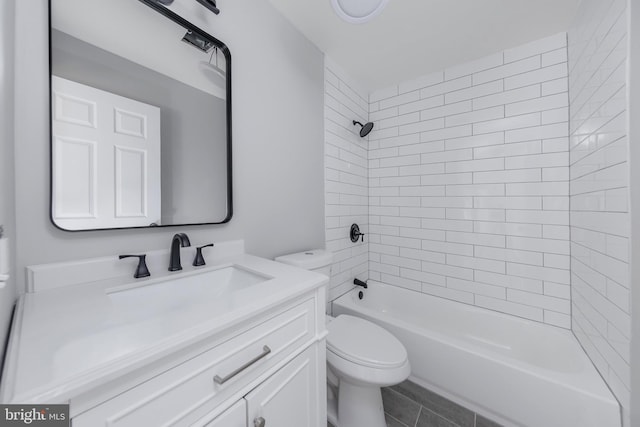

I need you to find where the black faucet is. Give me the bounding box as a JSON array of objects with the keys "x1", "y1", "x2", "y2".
[
  {"x1": 354, "y1": 278, "x2": 368, "y2": 288},
  {"x1": 169, "y1": 233, "x2": 191, "y2": 271}
]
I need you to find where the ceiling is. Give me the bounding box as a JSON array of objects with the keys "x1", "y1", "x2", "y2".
[{"x1": 267, "y1": 0, "x2": 582, "y2": 92}]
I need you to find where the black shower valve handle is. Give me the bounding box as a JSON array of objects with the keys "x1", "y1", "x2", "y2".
[
  {"x1": 350, "y1": 223, "x2": 365, "y2": 243},
  {"x1": 193, "y1": 243, "x2": 215, "y2": 267},
  {"x1": 119, "y1": 254, "x2": 151, "y2": 279}
]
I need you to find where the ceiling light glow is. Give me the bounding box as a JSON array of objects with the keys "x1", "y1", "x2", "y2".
[{"x1": 331, "y1": 0, "x2": 389, "y2": 24}]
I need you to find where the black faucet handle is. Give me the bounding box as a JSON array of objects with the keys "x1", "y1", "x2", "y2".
[
  {"x1": 119, "y1": 254, "x2": 151, "y2": 279},
  {"x1": 193, "y1": 243, "x2": 215, "y2": 267},
  {"x1": 350, "y1": 223, "x2": 365, "y2": 243}
]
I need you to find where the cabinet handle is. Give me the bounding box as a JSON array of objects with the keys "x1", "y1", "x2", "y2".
[
  {"x1": 213, "y1": 345, "x2": 271, "y2": 385},
  {"x1": 254, "y1": 417, "x2": 265, "y2": 427}
]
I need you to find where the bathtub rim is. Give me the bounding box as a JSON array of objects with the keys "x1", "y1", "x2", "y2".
[{"x1": 332, "y1": 283, "x2": 620, "y2": 405}]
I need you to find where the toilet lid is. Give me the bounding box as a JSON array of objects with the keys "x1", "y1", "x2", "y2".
[{"x1": 326, "y1": 315, "x2": 408, "y2": 369}]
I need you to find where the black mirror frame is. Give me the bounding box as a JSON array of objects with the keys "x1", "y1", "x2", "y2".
[{"x1": 48, "y1": 0, "x2": 233, "y2": 232}]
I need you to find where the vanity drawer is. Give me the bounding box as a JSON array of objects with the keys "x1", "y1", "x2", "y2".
[{"x1": 73, "y1": 298, "x2": 315, "y2": 427}]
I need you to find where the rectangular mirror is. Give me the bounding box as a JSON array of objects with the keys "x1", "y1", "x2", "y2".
[{"x1": 49, "y1": 0, "x2": 232, "y2": 231}]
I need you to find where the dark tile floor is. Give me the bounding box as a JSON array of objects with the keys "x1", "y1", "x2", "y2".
[
  {"x1": 327, "y1": 379, "x2": 503, "y2": 427},
  {"x1": 382, "y1": 380, "x2": 503, "y2": 427}
]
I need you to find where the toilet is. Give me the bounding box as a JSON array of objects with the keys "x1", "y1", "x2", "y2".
[{"x1": 275, "y1": 250, "x2": 410, "y2": 427}]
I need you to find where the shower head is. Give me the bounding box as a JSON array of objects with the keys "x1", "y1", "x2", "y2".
[{"x1": 353, "y1": 120, "x2": 374, "y2": 138}]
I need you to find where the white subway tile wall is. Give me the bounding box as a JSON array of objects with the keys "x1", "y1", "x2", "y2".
[
  {"x1": 568, "y1": 0, "x2": 630, "y2": 420},
  {"x1": 367, "y1": 33, "x2": 571, "y2": 328},
  {"x1": 324, "y1": 57, "x2": 369, "y2": 302}
]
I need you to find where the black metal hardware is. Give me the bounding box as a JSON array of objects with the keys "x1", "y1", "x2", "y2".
[
  {"x1": 169, "y1": 233, "x2": 191, "y2": 271},
  {"x1": 350, "y1": 223, "x2": 365, "y2": 243},
  {"x1": 119, "y1": 254, "x2": 151, "y2": 279},
  {"x1": 193, "y1": 243, "x2": 214, "y2": 267},
  {"x1": 49, "y1": 0, "x2": 233, "y2": 232},
  {"x1": 195, "y1": 0, "x2": 220, "y2": 14},
  {"x1": 354, "y1": 278, "x2": 368, "y2": 289},
  {"x1": 353, "y1": 120, "x2": 374, "y2": 137},
  {"x1": 182, "y1": 30, "x2": 216, "y2": 52},
  {"x1": 358, "y1": 291, "x2": 364, "y2": 300}
]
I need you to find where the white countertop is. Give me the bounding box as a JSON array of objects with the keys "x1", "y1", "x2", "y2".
[{"x1": 0, "y1": 253, "x2": 328, "y2": 404}]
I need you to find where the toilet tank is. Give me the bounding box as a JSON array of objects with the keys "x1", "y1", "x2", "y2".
[{"x1": 275, "y1": 249, "x2": 333, "y2": 277}]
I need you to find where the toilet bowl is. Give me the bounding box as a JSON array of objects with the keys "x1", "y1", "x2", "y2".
[
  {"x1": 275, "y1": 250, "x2": 411, "y2": 427},
  {"x1": 326, "y1": 314, "x2": 410, "y2": 427}
]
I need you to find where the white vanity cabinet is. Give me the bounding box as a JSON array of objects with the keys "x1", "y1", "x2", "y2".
[
  {"x1": 205, "y1": 400, "x2": 246, "y2": 427},
  {"x1": 1, "y1": 248, "x2": 328, "y2": 427},
  {"x1": 71, "y1": 295, "x2": 326, "y2": 427},
  {"x1": 204, "y1": 345, "x2": 318, "y2": 427},
  {"x1": 244, "y1": 346, "x2": 318, "y2": 427}
]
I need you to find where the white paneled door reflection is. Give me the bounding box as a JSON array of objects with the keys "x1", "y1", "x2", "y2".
[{"x1": 52, "y1": 76, "x2": 161, "y2": 229}]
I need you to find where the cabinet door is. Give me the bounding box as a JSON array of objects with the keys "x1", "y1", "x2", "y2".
[
  {"x1": 204, "y1": 400, "x2": 246, "y2": 427},
  {"x1": 245, "y1": 347, "x2": 318, "y2": 427}
]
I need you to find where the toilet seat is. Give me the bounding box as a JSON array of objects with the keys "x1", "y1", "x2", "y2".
[
  {"x1": 327, "y1": 315, "x2": 408, "y2": 369},
  {"x1": 326, "y1": 315, "x2": 410, "y2": 387}
]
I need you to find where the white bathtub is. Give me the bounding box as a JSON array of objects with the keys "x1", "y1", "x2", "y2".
[{"x1": 332, "y1": 282, "x2": 620, "y2": 427}]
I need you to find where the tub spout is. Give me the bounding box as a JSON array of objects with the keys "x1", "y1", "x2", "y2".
[{"x1": 354, "y1": 278, "x2": 368, "y2": 289}]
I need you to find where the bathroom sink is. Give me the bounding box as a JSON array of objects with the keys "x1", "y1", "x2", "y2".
[{"x1": 107, "y1": 266, "x2": 271, "y2": 314}]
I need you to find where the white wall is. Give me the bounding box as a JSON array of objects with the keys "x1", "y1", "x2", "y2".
[
  {"x1": 0, "y1": 0, "x2": 16, "y2": 363},
  {"x1": 366, "y1": 34, "x2": 571, "y2": 327},
  {"x1": 568, "y1": 0, "x2": 631, "y2": 423},
  {"x1": 13, "y1": 0, "x2": 325, "y2": 288},
  {"x1": 324, "y1": 57, "x2": 369, "y2": 304}
]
